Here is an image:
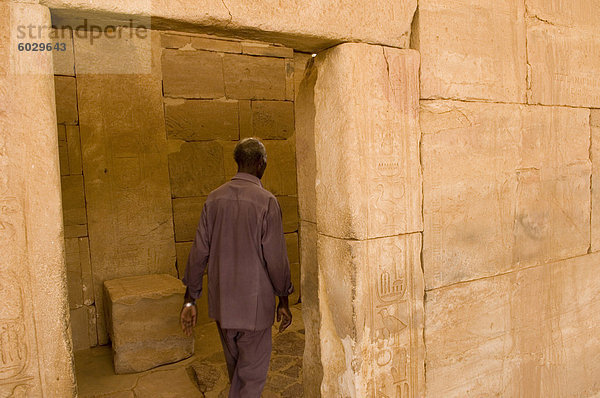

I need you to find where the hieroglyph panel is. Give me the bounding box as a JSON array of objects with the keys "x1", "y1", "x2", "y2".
[
  {"x1": 421, "y1": 101, "x2": 590, "y2": 290},
  {"x1": 310, "y1": 44, "x2": 422, "y2": 239},
  {"x1": 317, "y1": 233, "x2": 424, "y2": 398},
  {"x1": 76, "y1": 37, "x2": 177, "y2": 343}
]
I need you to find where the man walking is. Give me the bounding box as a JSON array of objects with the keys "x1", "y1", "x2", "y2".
[{"x1": 180, "y1": 137, "x2": 294, "y2": 398}]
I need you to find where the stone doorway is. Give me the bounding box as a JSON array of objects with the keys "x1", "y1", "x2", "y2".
[{"x1": 54, "y1": 27, "x2": 309, "y2": 397}]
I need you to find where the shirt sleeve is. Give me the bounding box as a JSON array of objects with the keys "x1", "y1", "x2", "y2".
[
  {"x1": 262, "y1": 197, "x2": 294, "y2": 297},
  {"x1": 182, "y1": 202, "x2": 210, "y2": 300}
]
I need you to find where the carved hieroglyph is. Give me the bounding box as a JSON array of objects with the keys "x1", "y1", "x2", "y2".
[
  {"x1": 421, "y1": 101, "x2": 591, "y2": 290},
  {"x1": 426, "y1": 253, "x2": 600, "y2": 397},
  {"x1": 1, "y1": 2, "x2": 75, "y2": 396},
  {"x1": 75, "y1": 31, "x2": 176, "y2": 344},
  {"x1": 296, "y1": 43, "x2": 423, "y2": 397}
]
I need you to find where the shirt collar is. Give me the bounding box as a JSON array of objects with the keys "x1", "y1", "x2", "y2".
[{"x1": 232, "y1": 172, "x2": 263, "y2": 187}]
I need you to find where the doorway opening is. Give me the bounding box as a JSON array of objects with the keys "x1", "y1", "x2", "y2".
[{"x1": 53, "y1": 25, "x2": 312, "y2": 397}]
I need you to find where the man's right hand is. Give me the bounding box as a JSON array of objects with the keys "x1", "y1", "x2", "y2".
[
  {"x1": 277, "y1": 297, "x2": 292, "y2": 333},
  {"x1": 180, "y1": 303, "x2": 197, "y2": 337}
]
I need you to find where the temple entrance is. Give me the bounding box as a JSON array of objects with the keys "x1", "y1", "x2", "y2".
[{"x1": 54, "y1": 27, "x2": 310, "y2": 397}]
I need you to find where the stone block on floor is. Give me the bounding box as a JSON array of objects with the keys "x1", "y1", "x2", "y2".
[{"x1": 104, "y1": 274, "x2": 194, "y2": 374}]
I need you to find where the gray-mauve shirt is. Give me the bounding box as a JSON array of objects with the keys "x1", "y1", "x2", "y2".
[{"x1": 183, "y1": 172, "x2": 294, "y2": 331}]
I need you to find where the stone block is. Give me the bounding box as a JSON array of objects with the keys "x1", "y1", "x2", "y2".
[
  {"x1": 262, "y1": 139, "x2": 297, "y2": 196},
  {"x1": 77, "y1": 73, "x2": 177, "y2": 344},
  {"x1": 175, "y1": 242, "x2": 193, "y2": 279},
  {"x1": 316, "y1": 233, "x2": 424, "y2": 397},
  {"x1": 58, "y1": 140, "x2": 69, "y2": 175},
  {"x1": 527, "y1": 21, "x2": 600, "y2": 107},
  {"x1": 162, "y1": 49, "x2": 225, "y2": 98},
  {"x1": 592, "y1": 110, "x2": 600, "y2": 252},
  {"x1": 64, "y1": 224, "x2": 88, "y2": 238},
  {"x1": 169, "y1": 141, "x2": 226, "y2": 197},
  {"x1": 66, "y1": 125, "x2": 82, "y2": 175},
  {"x1": 285, "y1": 58, "x2": 294, "y2": 101},
  {"x1": 299, "y1": 44, "x2": 422, "y2": 239},
  {"x1": 54, "y1": 76, "x2": 78, "y2": 124},
  {"x1": 65, "y1": 237, "x2": 83, "y2": 309},
  {"x1": 285, "y1": 232, "x2": 299, "y2": 264},
  {"x1": 61, "y1": 174, "x2": 87, "y2": 226},
  {"x1": 173, "y1": 196, "x2": 207, "y2": 242},
  {"x1": 70, "y1": 306, "x2": 90, "y2": 351},
  {"x1": 57, "y1": 124, "x2": 66, "y2": 141},
  {"x1": 52, "y1": 28, "x2": 75, "y2": 76},
  {"x1": 421, "y1": 101, "x2": 591, "y2": 290},
  {"x1": 79, "y1": 237, "x2": 94, "y2": 306},
  {"x1": 248, "y1": 100, "x2": 295, "y2": 139},
  {"x1": 160, "y1": 33, "x2": 191, "y2": 49},
  {"x1": 277, "y1": 195, "x2": 299, "y2": 233},
  {"x1": 241, "y1": 42, "x2": 293, "y2": 58},
  {"x1": 223, "y1": 54, "x2": 286, "y2": 100},
  {"x1": 417, "y1": 0, "x2": 527, "y2": 102},
  {"x1": 219, "y1": 140, "x2": 239, "y2": 178},
  {"x1": 192, "y1": 36, "x2": 242, "y2": 53},
  {"x1": 294, "y1": 52, "x2": 313, "y2": 101},
  {"x1": 425, "y1": 253, "x2": 600, "y2": 397},
  {"x1": 239, "y1": 100, "x2": 253, "y2": 138},
  {"x1": 165, "y1": 99, "x2": 239, "y2": 141},
  {"x1": 104, "y1": 274, "x2": 194, "y2": 374}
]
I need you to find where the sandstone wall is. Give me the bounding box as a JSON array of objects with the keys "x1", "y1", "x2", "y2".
[
  {"x1": 53, "y1": 29, "x2": 302, "y2": 349},
  {"x1": 414, "y1": 0, "x2": 600, "y2": 395}
]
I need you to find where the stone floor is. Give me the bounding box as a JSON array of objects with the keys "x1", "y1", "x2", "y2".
[{"x1": 74, "y1": 304, "x2": 304, "y2": 398}]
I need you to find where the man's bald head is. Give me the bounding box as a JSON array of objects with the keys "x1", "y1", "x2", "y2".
[{"x1": 234, "y1": 137, "x2": 267, "y2": 178}]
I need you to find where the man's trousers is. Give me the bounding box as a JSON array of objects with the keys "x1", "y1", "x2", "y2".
[{"x1": 216, "y1": 323, "x2": 272, "y2": 398}]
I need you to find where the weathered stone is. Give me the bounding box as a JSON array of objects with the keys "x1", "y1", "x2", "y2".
[
  {"x1": 285, "y1": 58, "x2": 294, "y2": 101},
  {"x1": 61, "y1": 175, "x2": 87, "y2": 226},
  {"x1": 219, "y1": 140, "x2": 239, "y2": 178},
  {"x1": 525, "y1": 0, "x2": 600, "y2": 29},
  {"x1": 192, "y1": 36, "x2": 242, "y2": 53},
  {"x1": 592, "y1": 110, "x2": 600, "y2": 252},
  {"x1": 169, "y1": 141, "x2": 226, "y2": 197},
  {"x1": 104, "y1": 274, "x2": 194, "y2": 374},
  {"x1": 78, "y1": 237, "x2": 94, "y2": 306},
  {"x1": 426, "y1": 253, "x2": 600, "y2": 397},
  {"x1": 160, "y1": 32, "x2": 191, "y2": 49},
  {"x1": 262, "y1": 139, "x2": 297, "y2": 196},
  {"x1": 248, "y1": 100, "x2": 294, "y2": 139},
  {"x1": 421, "y1": 101, "x2": 591, "y2": 290},
  {"x1": 527, "y1": 21, "x2": 600, "y2": 107},
  {"x1": 66, "y1": 125, "x2": 82, "y2": 175},
  {"x1": 77, "y1": 71, "x2": 177, "y2": 344},
  {"x1": 1, "y1": 2, "x2": 75, "y2": 395},
  {"x1": 165, "y1": 99, "x2": 239, "y2": 141},
  {"x1": 281, "y1": 382, "x2": 303, "y2": 398},
  {"x1": 238, "y1": 100, "x2": 253, "y2": 138},
  {"x1": 65, "y1": 237, "x2": 84, "y2": 309},
  {"x1": 134, "y1": 368, "x2": 202, "y2": 397},
  {"x1": 173, "y1": 196, "x2": 207, "y2": 242},
  {"x1": 241, "y1": 42, "x2": 293, "y2": 58},
  {"x1": 54, "y1": 75, "x2": 78, "y2": 124},
  {"x1": 162, "y1": 49, "x2": 225, "y2": 98},
  {"x1": 52, "y1": 28, "x2": 75, "y2": 76},
  {"x1": 300, "y1": 44, "x2": 422, "y2": 239},
  {"x1": 223, "y1": 54, "x2": 286, "y2": 100},
  {"x1": 285, "y1": 233, "x2": 299, "y2": 264},
  {"x1": 416, "y1": 0, "x2": 527, "y2": 102},
  {"x1": 45, "y1": 0, "x2": 416, "y2": 52}
]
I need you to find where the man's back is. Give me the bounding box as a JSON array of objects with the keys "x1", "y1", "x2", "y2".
[{"x1": 183, "y1": 172, "x2": 293, "y2": 331}]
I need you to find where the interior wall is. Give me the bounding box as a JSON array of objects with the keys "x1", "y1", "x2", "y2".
[
  {"x1": 414, "y1": 0, "x2": 600, "y2": 396},
  {"x1": 53, "y1": 27, "x2": 304, "y2": 350}
]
